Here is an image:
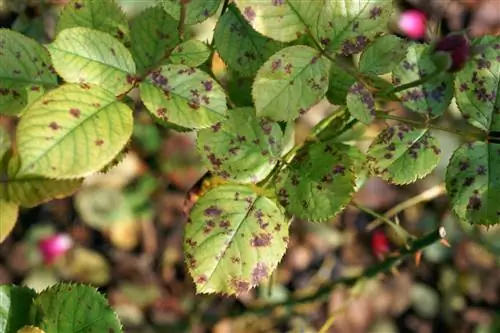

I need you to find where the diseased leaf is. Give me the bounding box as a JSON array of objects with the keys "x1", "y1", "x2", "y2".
[
  {"x1": 169, "y1": 40, "x2": 211, "y2": 67},
  {"x1": 392, "y1": 43, "x2": 454, "y2": 118},
  {"x1": 140, "y1": 64, "x2": 227, "y2": 129},
  {"x1": 160, "y1": 0, "x2": 222, "y2": 24},
  {"x1": 185, "y1": 184, "x2": 289, "y2": 295},
  {"x1": 214, "y1": 4, "x2": 284, "y2": 76},
  {"x1": 0, "y1": 155, "x2": 81, "y2": 207},
  {"x1": 197, "y1": 107, "x2": 283, "y2": 183},
  {"x1": 31, "y1": 283, "x2": 122, "y2": 332},
  {"x1": 346, "y1": 81, "x2": 375, "y2": 124},
  {"x1": 130, "y1": 6, "x2": 180, "y2": 75},
  {"x1": 0, "y1": 200, "x2": 18, "y2": 243},
  {"x1": 233, "y1": 0, "x2": 307, "y2": 42},
  {"x1": 252, "y1": 45, "x2": 330, "y2": 121},
  {"x1": 367, "y1": 124, "x2": 441, "y2": 184},
  {"x1": 16, "y1": 84, "x2": 133, "y2": 179},
  {"x1": 446, "y1": 142, "x2": 500, "y2": 226},
  {"x1": 56, "y1": 0, "x2": 130, "y2": 45},
  {"x1": 226, "y1": 71, "x2": 253, "y2": 107},
  {"x1": 234, "y1": 0, "x2": 392, "y2": 52},
  {"x1": 325, "y1": 60, "x2": 356, "y2": 105},
  {"x1": 0, "y1": 29, "x2": 58, "y2": 116},
  {"x1": 47, "y1": 27, "x2": 136, "y2": 95},
  {"x1": 276, "y1": 142, "x2": 356, "y2": 222},
  {"x1": 454, "y1": 36, "x2": 500, "y2": 132},
  {"x1": 359, "y1": 35, "x2": 408, "y2": 75},
  {"x1": 0, "y1": 285, "x2": 36, "y2": 333}
]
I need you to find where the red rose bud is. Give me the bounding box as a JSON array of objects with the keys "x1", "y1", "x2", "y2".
[
  {"x1": 399, "y1": 9, "x2": 427, "y2": 40},
  {"x1": 38, "y1": 233, "x2": 73, "y2": 264},
  {"x1": 433, "y1": 34, "x2": 470, "y2": 72},
  {"x1": 371, "y1": 230, "x2": 391, "y2": 259}
]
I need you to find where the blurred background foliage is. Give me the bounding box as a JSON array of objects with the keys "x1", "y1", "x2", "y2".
[{"x1": 0, "y1": 1, "x2": 499, "y2": 333}]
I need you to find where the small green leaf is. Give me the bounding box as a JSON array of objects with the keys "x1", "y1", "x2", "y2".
[
  {"x1": 325, "y1": 61, "x2": 356, "y2": 105},
  {"x1": 214, "y1": 4, "x2": 284, "y2": 76},
  {"x1": 359, "y1": 35, "x2": 408, "y2": 75},
  {"x1": 47, "y1": 27, "x2": 136, "y2": 95},
  {"x1": 277, "y1": 142, "x2": 356, "y2": 222},
  {"x1": 346, "y1": 81, "x2": 375, "y2": 124},
  {"x1": 160, "y1": 0, "x2": 222, "y2": 24},
  {"x1": 0, "y1": 155, "x2": 82, "y2": 207},
  {"x1": 0, "y1": 200, "x2": 18, "y2": 243},
  {"x1": 454, "y1": 36, "x2": 500, "y2": 132},
  {"x1": 252, "y1": 45, "x2": 330, "y2": 121},
  {"x1": 392, "y1": 43, "x2": 454, "y2": 118},
  {"x1": 140, "y1": 64, "x2": 227, "y2": 129},
  {"x1": 130, "y1": 6, "x2": 180, "y2": 75},
  {"x1": 16, "y1": 84, "x2": 133, "y2": 179},
  {"x1": 0, "y1": 285, "x2": 36, "y2": 333},
  {"x1": 0, "y1": 29, "x2": 58, "y2": 116},
  {"x1": 185, "y1": 184, "x2": 289, "y2": 295},
  {"x1": 367, "y1": 124, "x2": 441, "y2": 184},
  {"x1": 446, "y1": 142, "x2": 500, "y2": 226},
  {"x1": 56, "y1": 0, "x2": 130, "y2": 45},
  {"x1": 169, "y1": 40, "x2": 211, "y2": 67},
  {"x1": 197, "y1": 107, "x2": 283, "y2": 183},
  {"x1": 31, "y1": 283, "x2": 122, "y2": 332}
]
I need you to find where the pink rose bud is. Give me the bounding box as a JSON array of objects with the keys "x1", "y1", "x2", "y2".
[
  {"x1": 433, "y1": 34, "x2": 471, "y2": 72},
  {"x1": 38, "y1": 233, "x2": 73, "y2": 264},
  {"x1": 399, "y1": 9, "x2": 427, "y2": 40}
]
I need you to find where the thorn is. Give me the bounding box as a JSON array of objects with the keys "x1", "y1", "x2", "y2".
[
  {"x1": 440, "y1": 239, "x2": 451, "y2": 247},
  {"x1": 414, "y1": 250, "x2": 422, "y2": 266}
]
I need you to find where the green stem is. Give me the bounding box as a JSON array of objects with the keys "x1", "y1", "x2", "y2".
[
  {"x1": 229, "y1": 227, "x2": 446, "y2": 316},
  {"x1": 375, "y1": 111, "x2": 485, "y2": 141},
  {"x1": 379, "y1": 68, "x2": 445, "y2": 97},
  {"x1": 352, "y1": 201, "x2": 415, "y2": 243}
]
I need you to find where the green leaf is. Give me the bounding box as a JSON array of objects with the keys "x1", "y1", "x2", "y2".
[
  {"x1": 16, "y1": 84, "x2": 133, "y2": 179},
  {"x1": 276, "y1": 142, "x2": 356, "y2": 222},
  {"x1": 252, "y1": 45, "x2": 330, "y2": 121},
  {"x1": 0, "y1": 155, "x2": 82, "y2": 207},
  {"x1": 169, "y1": 39, "x2": 211, "y2": 67},
  {"x1": 130, "y1": 6, "x2": 180, "y2": 75},
  {"x1": 56, "y1": 0, "x2": 130, "y2": 45},
  {"x1": 160, "y1": 0, "x2": 222, "y2": 24},
  {"x1": 0, "y1": 200, "x2": 18, "y2": 243},
  {"x1": 392, "y1": 43, "x2": 454, "y2": 118},
  {"x1": 234, "y1": 0, "x2": 392, "y2": 52},
  {"x1": 0, "y1": 285, "x2": 36, "y2": 333},
  {"x1": 446, "y1": 142, "x2": 500, "y2": 226},
  {"x1": 454, "y1": 36, "x2": 500, "y2": 132},
  {"x1": 140, "y1": 64, "x2": 227, "y2": 129},
  {"x1": 31, "y1": 283, "x2": 122, "y2": 333},
  {"x1": 307, "y1": 0, "x2": 393, "y2": 55},
  {"x1": 226, "y1": 71, "x2": 253, "y2": 107},
  {"x1": 0, "y1": 125, "x2": 10, "y2": 161},
  {"x1": 185, "y1": 184, "x2": 289, "y2": 295},
  {"x1": 214, "y1": 4, "x2": 284, "y2": 77},
  {"x1": 0, "y1": 29, "x2": 58, "y2": 116},
  {"x1": 197, "y1": 107, "x2": 283, "y2": 183},
  {"x1": 47, "y1": 27, "x2": 136, "y2": 95},
  {"x1": 367, "y1": 124, "x2": 441, "y2": 185},
  {"x1": 346, "y1": 81, "x2": 375, "y2": 124},
  {"x1": 359, "y1": 35, "x2": 408, "y2": 75},
  {"x1": 325, "y1": 61, "x2": 356, "y2": 105}
]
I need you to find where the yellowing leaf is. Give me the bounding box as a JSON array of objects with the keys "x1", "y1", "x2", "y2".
[
  {"x1": 16, "y1": 84, "x2": 133, "y2": 179},
  {"x1": 47, "y1": 27, "x2": 136, "y2": 95},
  {"x1": 0, "y1": 199, "x2": 18, "y2": 243}
]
